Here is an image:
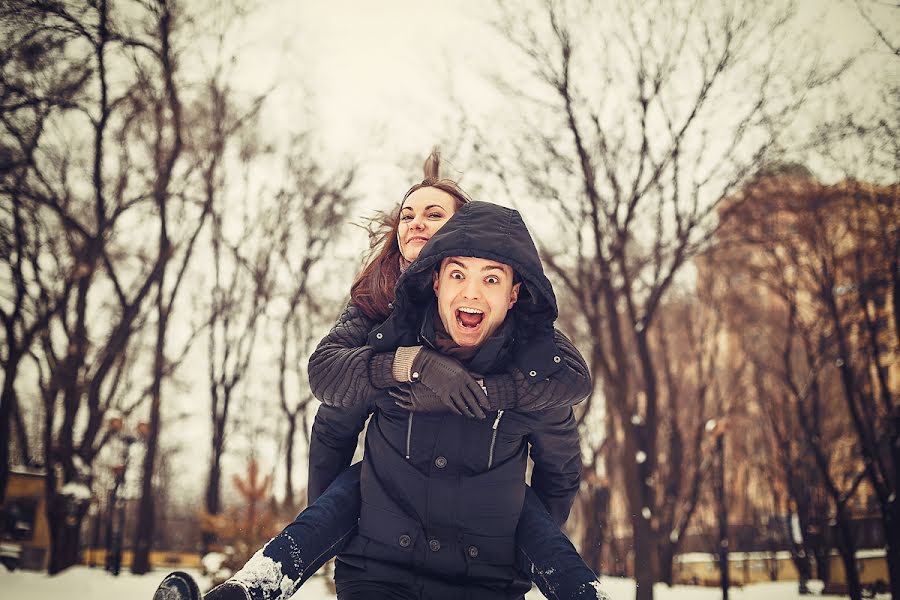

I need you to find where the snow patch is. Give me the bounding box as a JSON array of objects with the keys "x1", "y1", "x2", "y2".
[
  {"x1": 72, "y1": 455, "x2": 91, "y2": 478},
  {"x1": 588, "y1": 580, "x2": 611, "y2": 599},
  {"x1": 0, "y1": 567, "x2": 883, "y2": 600},
  {"x1": 60, "y1": 482, "x2": 91, "y2": 501},
  {"x1": 201, "y1": 552, "x2": 227, "y2": 574},
  {"x1": 232, "y1": 545, "x2": 294, "y2": 598}
]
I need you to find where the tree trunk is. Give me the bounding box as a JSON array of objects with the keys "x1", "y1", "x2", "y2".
[
  {"x1": 10, "y1": 389, "x2": 31, "y2": 467},
  {"x1": 883, "y1": 502, "x2": 900, "y2": 600},
  {"x1": 203, "y1": 431, "x2": 224, "y2": 551},
  {"x1": 131, "y1": 285, "x2": 168, "y2": 573},
  {"x1": 657, "y1": 539, "x2": 676, "y2": 586},
  {"x1": 0, "y1": 360, "x2": 19, "y2": 504},
  {"x1": 46, "y1": 485, "x2": 89, "y2": 574},
  {"x1": 581, "y1": 484, "x2": 609, "y2": 576},
  {"x1": 630, "y1": 512, "x2": 655, "y2": 600},
  {"x1": 622, "y1": 437, "x2": 655, "y2": 600},
  {"x1": 715, "y1": 434, "x2": 729, "y2": 600},
  {"x1": 284, "y1": 416, "x2": 297, "y2": 510},
  {"x1": 833, "y1": 514, "x2": 863, "y2": 600},
  {"x1": 810, "y1": 527, "x2": 830, "y2": 588}
]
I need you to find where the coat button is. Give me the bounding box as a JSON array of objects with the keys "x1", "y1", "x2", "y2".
[
  {"x1": 398, "y1": 534, "x2": 411, "y2": 548},
  {"x1": 529, "y1": 370, "x2": 537, "y2": 377},
  {"x1": 434, "y1": 456, "x2": 447, "y2": 469},
  {"x1": 467, "y1": 545, "x2": 479, "y2": 558},
  {"x1": 553, "y1": 355, "x2": 561, "y2": 363},
  {"x1": 429, "y1": 538, "x2": 441, "y2": 552},
  {"x1": 388, "y1": 302, "x2": 394, "y2": 309},
  {"x1": 376, "y1": 332, "x2": 383, "y2": 339}
]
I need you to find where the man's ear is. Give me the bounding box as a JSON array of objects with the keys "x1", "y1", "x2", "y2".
[
  {"x1": 508, "y1": 282, "x2": 521, "y2": 309},
  {"x1": 433, "y1": 269, "x2": 440, "y2": 296}
]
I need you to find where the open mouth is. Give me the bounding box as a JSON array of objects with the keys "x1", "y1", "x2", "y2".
[{"x1": 455, "y1": 307, "x2": 485, "y2": 330}]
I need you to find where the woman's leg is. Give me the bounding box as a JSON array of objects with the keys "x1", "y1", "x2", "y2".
[
  {"x1": 216, "y1": 461, "x2": 362, "y2": 600},
  {"x1": 155, "y1": 462, "x2": 362, "y2": 600},
  {"x1": 516, "y1": 487, "x2": 610, "y2": 600}
]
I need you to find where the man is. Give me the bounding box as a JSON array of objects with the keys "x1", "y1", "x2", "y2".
[{"x1": 310, "y1": 201, "x2": 583, "y2": 599}]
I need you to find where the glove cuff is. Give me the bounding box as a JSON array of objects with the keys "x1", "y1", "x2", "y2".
[{"x1": 393, "y1": 346, "x2": 424, "y2": 382}]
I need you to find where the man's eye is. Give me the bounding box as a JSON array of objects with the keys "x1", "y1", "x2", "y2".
[
  {"x1": 450, "y1": 272, "x2": 464, "y2": 280},
  {"x1": 486, "y1": 276, "x2": 499, "y2": 284}
]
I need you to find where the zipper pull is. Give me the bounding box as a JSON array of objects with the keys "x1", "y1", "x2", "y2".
[{"x1": 492, "y1": 409, "x2": 504, "y2": 430}]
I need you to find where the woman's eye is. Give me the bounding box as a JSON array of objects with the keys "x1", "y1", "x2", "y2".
[
  {"x1": 400, "y1": 214, "x2": 412, "y2": 221},
  {"x1": 428, "y1": 212, "x2": 445, "y2": 219}
]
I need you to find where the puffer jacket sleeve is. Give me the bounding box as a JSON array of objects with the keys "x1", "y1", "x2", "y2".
[
  {"x1": 307, "y1": 399, "x2": 373, "y2": 504},
  {"x1": 528, "y1": 406, "x2": 582, "y2": 527},
  {"x1": 308, "y1": 304, "x2": 401, "y2": 408},
  {"x1": 482, "y1": 329, "x2": 592, "y2": 412}
]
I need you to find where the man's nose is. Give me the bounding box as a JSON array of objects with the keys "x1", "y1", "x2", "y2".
[{"x1": 462, "y1": 279, "x2": 481, "y2": 299}]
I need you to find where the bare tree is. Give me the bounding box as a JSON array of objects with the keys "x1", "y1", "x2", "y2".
[
  {"x1": 130, "y1": 1, "x2": 276, "y2": 568},
  {"x1": 269, "y1": 138, "x2": 355, "y2": 510},
  {"x1": 0, "y1": 0, "x2": 194, "y2": 572},
  {"x1": 200, "y1": 134, "x2": 279, "y2": 550},
  {"x1": 649, "y1": 283, "x2": 726, "y2": 585},
  {"x1": 486, "y1": 2, "x2": 843, "y2": 597},
  {"x1": 715, "y1": 169, "x2": 896, "y2": 599},
  {"x1": 0, "y1": 0, "x2": 86, "y2": 504}
]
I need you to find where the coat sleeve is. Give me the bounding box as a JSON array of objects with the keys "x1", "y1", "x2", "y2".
[
  {"x1": 307, "y1": 399, "x2": 373, "y2": 504},
  {"x1": 527, "y1": 406, "x2": 582, "y2": 527},
  {"x1": 482, "y1": 329, "x2": 592, "y2": 412},
  {"x1": 308, "y1": 304, "x2": 401, "y2": 408}
]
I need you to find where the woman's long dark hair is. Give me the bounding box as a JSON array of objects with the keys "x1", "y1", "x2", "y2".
[{"x1": 350, "y1": 150, "x2": 470, "y2": 321}]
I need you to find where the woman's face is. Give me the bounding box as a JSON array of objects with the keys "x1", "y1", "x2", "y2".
[{"x1": 398, "y1": 187, "x2": 457, "y2": 262}]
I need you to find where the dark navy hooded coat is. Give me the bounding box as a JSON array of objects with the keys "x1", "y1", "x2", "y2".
[{"x1": 309, "y1": 202, "x2": 583, "y2": 599}]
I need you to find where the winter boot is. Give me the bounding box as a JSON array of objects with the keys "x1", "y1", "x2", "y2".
[
  {"x1": 152, "y1": 571, "x2": 201, "y2": 600},
  {"x1": 203, "y1": 581, "x2": 251, "y2": 600}
]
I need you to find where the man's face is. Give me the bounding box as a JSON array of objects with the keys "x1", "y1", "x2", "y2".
[{"x1": 433, "y1": 256, "x2": 521, "y2": 348}]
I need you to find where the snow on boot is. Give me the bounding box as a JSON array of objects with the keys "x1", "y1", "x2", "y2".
[
  {"x1": 152, "y1": 571, "x2": 201, "y2": 600},
  {"x1": 203, "y1": 581, "x2": 251, "y2": 600}
]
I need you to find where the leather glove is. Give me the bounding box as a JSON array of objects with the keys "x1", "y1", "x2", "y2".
[
  {"x1": 388, "y1": 382, "x2": 488, "y2": 419},
  {"x1": 388, "y1": 384, "x2": 443, "y2": 413},
  {"x1": 405, "y1": 348, "x2": 489, "y2": 418}
]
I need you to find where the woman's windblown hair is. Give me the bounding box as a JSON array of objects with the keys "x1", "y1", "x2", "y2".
[
  {"x1": 423, "y1": 148, "x2": 441, "y2": 180},
  {"x1": 350, "y1": 148, "x2": 471, "y2": 321}
]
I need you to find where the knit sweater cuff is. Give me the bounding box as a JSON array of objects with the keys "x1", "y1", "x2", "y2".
[
  {"x1": 392, "y1": 346, "x2": 424, "y2": 382},
  {"x1": 482, "y1": 374, "x2": 517, "y2": 411},
  {"x1": 369, "y1": 352, "x2": 401, "y2": 389}
]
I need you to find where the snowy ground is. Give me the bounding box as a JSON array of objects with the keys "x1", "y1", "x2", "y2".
[{"x1": 0, "y1": 566, "x2": 886, "y2": 599}]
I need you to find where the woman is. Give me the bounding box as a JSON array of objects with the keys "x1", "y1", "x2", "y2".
[{"x1": 154, "y1": 152, "x2": 607, "y2": 600}]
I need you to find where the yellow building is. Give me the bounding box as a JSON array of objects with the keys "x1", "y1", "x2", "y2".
[{"x1": 1, "y1": 468, "x2": 51, "y2": 570}]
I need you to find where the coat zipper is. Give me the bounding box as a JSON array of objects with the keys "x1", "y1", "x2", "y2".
[
  {"x1": 405, "y1": 413, "x2": 414, "y2": 460},
  {"x1": 487, "y1": 410, "x2": 504, "y2": 469}
]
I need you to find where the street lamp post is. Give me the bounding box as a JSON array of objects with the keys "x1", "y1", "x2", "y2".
[{"x1": 103, "y1": 414, "x2": 146, "y2": 576}]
